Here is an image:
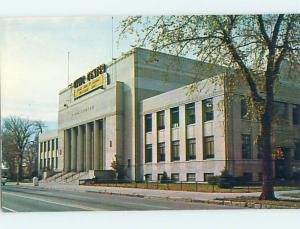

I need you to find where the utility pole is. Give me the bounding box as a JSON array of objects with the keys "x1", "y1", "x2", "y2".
[{"x1": 67, "y1": 51, "x2": 70, "y2": 86}]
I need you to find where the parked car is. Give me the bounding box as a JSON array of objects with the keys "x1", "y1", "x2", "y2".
[{"x1": 1, "y1": 177, "x2": 7, "y2": 186}]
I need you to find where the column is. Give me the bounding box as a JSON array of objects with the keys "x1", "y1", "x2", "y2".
[
  {"x1": 85, "y1": 123, "x2": 92, "y2": 171},
  {"x1": 179, "y1": 105, "x2": 186, "y2": 161},
  {"x1": 64, "y1": 129, "x2": 71, "y2": 172},
  {"x1": 99, "y1": 120, "x2": 104, "y2": 170},
  {"x1": 93, "y1": 120, "x2": 100, "y2": 170},
  {"x1": 77, "y1": 125, "x2": 84, "y2": 172},
  {"x1": 165, "y1": 109, "x2": 171, "y2": 163},
  {"x1": 71, "y1": 127, "x2": 77, "y2": 171}
]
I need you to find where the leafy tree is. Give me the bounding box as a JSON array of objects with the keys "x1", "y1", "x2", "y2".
[
  {"x1": 2, "y1": 116, "x2": 46, "y2": 182},
  {"x1": 119, "y1": 15, "x2": 300, "y2": 200}
]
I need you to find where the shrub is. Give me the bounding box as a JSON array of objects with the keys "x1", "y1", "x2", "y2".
[
  {"x1": 218, "y1": 170, "x2": 235, "y2": 189},
  {"x1": 160, "y1": 171, "x2": 170, "y2": 184},
  {"x1": 207, "y1": 175, "x2": 219, "y2": 185}
]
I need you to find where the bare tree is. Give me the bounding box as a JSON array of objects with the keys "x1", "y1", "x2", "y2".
[
  {"x1": 2, "y1": 116, "x2": 46, "y2": 182},
  {"x1": 119, "y1": 15, "x2": 300, "y2": 200}
]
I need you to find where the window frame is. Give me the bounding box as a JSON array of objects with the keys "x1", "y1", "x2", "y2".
[
  {"x1": 171, "y1": 140, "x2": 180, "y2": 161},
  {"x1": 186, "y1": 173, "x2": 196, "y2": 182},
  {"x1": 157, "y1": 111, "x2": 165, "y2": 130},
  {"x1": 145, "y1": 114, "x2": 152, "y2": 132},
  {"x1": 145, "y1": 144, "x2": 153, "y2": 163},
  {"x1": 157, "y1": 142, "x2": 166, "y2": 162},
  {"x1": 185, "y1": 102, "x2": 195, "y2": 125},
  {"x1": 203, "y1": 98, "x2": 214, "y2": 122},
  {"x1": 186, "y1": 138, "x2": 196, "y2": 160},
  {"x1": 171, "y1": 107, "x2": 180, "y2": 128},
  {"x1": 203, "y1": 136, "x2": 214, "y2": 159},
  {"x1": 242, "y1": 134, "x2": 252, "y2": 159}
]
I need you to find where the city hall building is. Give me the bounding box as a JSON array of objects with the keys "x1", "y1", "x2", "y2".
[{"x1": 39, "y1": 47, "x2": 300, "y2": 182}]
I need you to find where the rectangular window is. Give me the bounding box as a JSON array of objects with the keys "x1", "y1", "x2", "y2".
[
  {"x1": 145, "y1": 114, "x2": 152, "y2": 132},
  {"x1": 241, "y1": 97, "x2": 250, "y2": 119},
  {"x1": 171, "y1": 140, "x2": 180, "y2": 161},
  {"x1": 171, "y1": 173, "x2": 180, "y2": 182},
  {"x1": 242, "y1": 134, "x2": 252, "y2": 159},
  {"x1": 56, "y1": 138, "x2": 58, "y2": 150},
  {"x1": 203, "y1": 98, "x2": 214, "y2": 122},
  {"x1": 44, "y1": 142, "x2": 46, "y2": 152},
  {"x1": 273, "y1": 101, "x2": 288, "y2": 121},
  {"x1": 204, "y1": 173, "x2": 214, "y2": 182},
  {"x1": 204, "y1": 136, "x2": 214, "y2": 159},
  {"x1": 186, "y1": 103, "x2": 195, "y2": 125},
  {"x1": 145, "y1": 144, "x2": 152, "y2": 163},
  {"x1": 40, "y1": 143, "x2": 43, "y2": 153},
  {"x1": 51, "y1": 158, "x2": 54, "y2": 169},
  {"x1": 52, "y1": 139, "x2": 54, "y2": 151},
  {"x1": 56, "y1": 157, "x2": 58, "y2": 169},
  {"x1": 47, "y1": 158, "x2": 50, "y2": 168},
  {"x1": 47, "y1": 140, "x2": 50, "y2": 151},
  {"x1": 186, "y1": 138, "x2": 196, "y2": 160},
  {"x1": 257, "y1": 136, "x2": 263, "y2": 159},
  {"x1": 187, "y1": 173, "x2": 196, "y2": 182},
  {"x1": 295, "y1": 139, "x2": 300, "y2": 160},
  {"x1": 145, "y1": 174, "x2": 152, "y2": 182},
  {"x1": 40, "y1": 159, "x2": 43, "y2": 169},
  {"x1": 171, "y1": 107, "x2": 179, "y2": 128},
  {"x1": 157, "y1": 111, "x2": 165, "y2": 130},
  {"x1": 157, "y1": 142, "x2": 165, "y2": 162},
  {"x1": 293, "y1": 104, "x2": 300, "y2": 125},
  {"x1": 44, "y1": 159, "x2": 46, "y2": 168}
]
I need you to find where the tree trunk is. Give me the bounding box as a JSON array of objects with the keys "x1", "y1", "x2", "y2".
[{"x1": 259, "y1": 76, "x2": 276, "y2": 200}]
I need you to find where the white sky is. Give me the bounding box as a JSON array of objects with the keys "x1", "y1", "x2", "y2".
[{"x1": 1, "y1": 16, "x2": 130, "y2": 129}]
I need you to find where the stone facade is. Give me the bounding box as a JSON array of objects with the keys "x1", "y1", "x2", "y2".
[
  {"x1": 38, "y1": 130, "x2": 59, "y2": 172},
  {"x1": 39, "y1": 47, "x2": 300, "y2": 182}
]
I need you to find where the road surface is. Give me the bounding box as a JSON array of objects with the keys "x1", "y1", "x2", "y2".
[{"x1": 1, "y1": 184, "x2": 240, "y2": 212}]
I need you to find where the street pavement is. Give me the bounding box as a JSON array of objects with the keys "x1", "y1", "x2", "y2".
[
  {"x1": 2, "y1": 182, "x2": 299, "y2": 212},
  {"x1": 1, "y1": 184, "x2": 240, "y2": 212}
]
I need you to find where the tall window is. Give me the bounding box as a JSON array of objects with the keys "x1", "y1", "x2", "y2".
[
  {"x1": 51, "y1": 158, "x2": 54, "y2": 169},
  {"x1": 242, "y1": 134, "x2": 252, "y2": 159},
  {"x1": 157, "y1": 111, "x2": 165, "y2": 130},
  {"x1": 204, "y1": 136, "x2": 214, "y2": 159},
  {"x1": 40, "y1": 159, "x2": 43, "y2": 169},
  {"x1": 52, "y1": 139, "x2": 55, "y2": 151},
  {"x1": 40, "y1": 143, "x2": 43, "y2": 153},
  {"x1": 273, "y1": 101, "x2": 288, "y2": 121},
  {"x1": 145, "y1": 144, "x2": 152, "y2": 163},
  {"x1": 203, "y1": 98, "x2": 214, "y2": 121},
  {"x1": 293, "y1": 104, "x2": 300, "y2": 125},
  {"x1": 186, "y1": 138, "x2": 196, "y2": 160},
  {"x1": 295, "y1": 139, "x2": 300, "y2": 160},
  {"x1": 171, "y1": 140, "x2": 180, "y2": 161},
  {"x1": 186, "y1": 103, "x2": 195, "y2": 125},
  {"x1": 145, "y1": 114, "x2": 152, "y2": 132},
  {"x1": 47, "y1": 140, "x2": 50, "y2": 151},
  {"x1": 56, "y1": 138, "x2": 58, "y2": 150},
  {"x1": 257, "y1": 136, "x2": 263, "y2": 159},
  {"x1": 44, "y1": 142, "x2": 46, "y2": 152},
  {"x1": 171, "y1": 107, "x2": 179, "y2": 128},
  {"x1": 241, "y1": 97, "x2": 250, "y2": 119},
  {"x1": 157, "y1": 142, "x2": 165, "y2": 162},
  {"x1": 56, "y1": 157, "x2": 58, "y2": 169}
]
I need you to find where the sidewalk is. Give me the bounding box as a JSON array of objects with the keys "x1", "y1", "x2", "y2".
[{"x1": 16, "y1": 182, "x2": 300, "y2": 202}]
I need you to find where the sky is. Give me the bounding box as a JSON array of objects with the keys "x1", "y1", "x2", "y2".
[{"x1": 0, "y1": 16, "x2": 131, "y2": 130}]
